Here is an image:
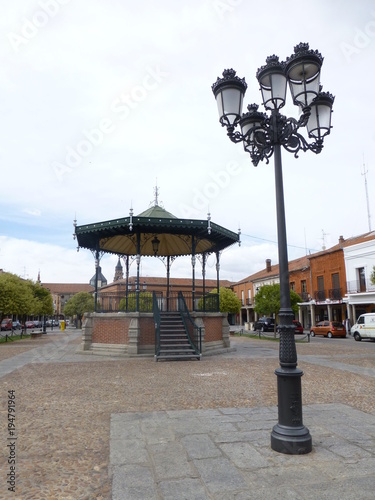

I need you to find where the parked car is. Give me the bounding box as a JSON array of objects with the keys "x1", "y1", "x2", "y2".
[
  {"x1": 253, "y1": 317, "x2": 275, "y2": 332},
  {"x1": 293, "y1": 320, "x2": 304, "y2": 334},
  {"x1": 12, "y1": 320, "x2": 22, "y2": 330},
  {"x1": 25, "y1": 321, "x2": 35, "y2": 329},
  {"x1": 276, "y1": 320, "x2": 304, "y2": 334},
  {"x1": 1, "y1": 319, "x2": 12, "y2": 331},
  {"x1": 310, "y1": 321, "x2": 346, "y2": 338},
  {"x1": 33, "y1": 320, "x2": 42, "y2": 328}
]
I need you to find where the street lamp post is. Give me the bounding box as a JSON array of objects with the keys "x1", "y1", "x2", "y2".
[{"x1": 212, "y1": 43, "x2": 334, "y2": 455}]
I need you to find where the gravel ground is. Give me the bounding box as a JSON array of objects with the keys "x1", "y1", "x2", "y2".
[
  {"x1": 0, "y1": 336, "x2": 51, "y2": 361},
  {"x1": 0, "y1": 333, "x2": 374, "y2": 499}
]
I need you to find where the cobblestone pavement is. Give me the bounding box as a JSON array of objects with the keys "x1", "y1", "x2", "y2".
[{"x1": 0, "y1": 330, "x2": 374, "y2": 499}]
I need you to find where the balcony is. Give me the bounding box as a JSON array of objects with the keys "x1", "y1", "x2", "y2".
[
  {"x1": 329, "y1": 288, "x2": 343, "y2": 300},
  {"x1": 314, "y1": 289, "x2": 345, "y2": 302},
  {"x1": 346, "y1": 279, "x2": 375, "y2": 294},
  {"x1": 314, "y1": 290, "x2": 326, "y2": 301}
]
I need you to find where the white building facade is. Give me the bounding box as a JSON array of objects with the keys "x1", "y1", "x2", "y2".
[{"x1": 343, "y1": 232, "x2": 375, "y2": 323}]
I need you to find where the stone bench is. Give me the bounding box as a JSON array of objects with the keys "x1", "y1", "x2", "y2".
[{"x1": 30, "y1": 331, "x2": 43, "y2": 339}]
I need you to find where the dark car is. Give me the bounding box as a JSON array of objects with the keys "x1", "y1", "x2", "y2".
[
  {"x1": 253, "y1": 317, "x2": 275, "y2": 332},
  {"x1": 12, "y1": 320, "x2": 22, "y2": 330}
]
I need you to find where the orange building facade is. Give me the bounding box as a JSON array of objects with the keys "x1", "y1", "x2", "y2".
[{"x1": 231, "y1": 232, "x2": 375, "y2": 330}]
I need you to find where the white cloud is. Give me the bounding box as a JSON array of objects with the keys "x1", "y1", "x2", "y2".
[
  {"x1": 1, "y1": 0, "x2": 374, "y2": 284},
  {"x1": 22, "y1": 208, "x2": 42, "y2": 217}
]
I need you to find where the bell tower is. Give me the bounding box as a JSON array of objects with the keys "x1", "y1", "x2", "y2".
[{"x1": 113, "y1": 257, "x2": 123, "y2": 281}]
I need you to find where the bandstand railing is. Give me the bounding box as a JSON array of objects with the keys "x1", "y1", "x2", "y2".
[
  {"x1": 177, "y1": 292, "x2": 202, "y2": 354},
  {"x1": 153, "y1": 292, "x2": 161, "y2": 356},
  {"x1": 98, "y1": 291, "x2": 220, "y2": 313}
]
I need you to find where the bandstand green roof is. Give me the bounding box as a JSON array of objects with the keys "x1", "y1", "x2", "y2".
[{"x1": 75, "y1": 204, "x2": 239, "y2": 257}]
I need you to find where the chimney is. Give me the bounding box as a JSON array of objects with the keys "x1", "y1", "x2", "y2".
[
  {"x1": 266, "y1": 259, "x2": 271, "y2": 272},
  {"x1": 339, "y1": 235, "x2": 344, "y2": 248}
]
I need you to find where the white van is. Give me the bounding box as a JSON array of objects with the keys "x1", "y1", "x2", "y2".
[{"x1": 351, "y1": 313, "x2": 375, "y2": 341}]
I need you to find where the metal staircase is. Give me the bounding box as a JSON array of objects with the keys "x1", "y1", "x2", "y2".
[{"x1": 155, "y1": 311, "x2": 201, "y2": 361}]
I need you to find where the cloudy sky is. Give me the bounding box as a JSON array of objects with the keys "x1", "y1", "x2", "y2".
[{"x1": 0, "y1": 0, "x2": 374, "y2": 285}]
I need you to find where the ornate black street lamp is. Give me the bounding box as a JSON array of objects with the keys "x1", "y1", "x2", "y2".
[{"x1": 212, "y1": 43, "x2": 334, "y2": 454}]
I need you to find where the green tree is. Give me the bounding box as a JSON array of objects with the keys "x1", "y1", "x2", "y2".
[
  {"x1": 63, "y1": 292, "x2": 95, "y2": 326},
  {"x1": 0, "y1": 273, "x2": 36, "y2": 320},
  {"x1": 198, "y1": 287, "x2": 241, "y2": 313},
  {"x1": 31, "y1": 282, "x2": 54, "y2": 316},
  {"x1": 254, "y1": 283, "x2": 301, "y2": 318},
  {"x1": 119, "y1": 292, "x2": 153, "y2": 312},
  {"x1": 371, "y1": 266, "x2": 375, "y2": 285}
]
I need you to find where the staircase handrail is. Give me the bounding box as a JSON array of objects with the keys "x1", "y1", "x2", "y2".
[
  {"x1": 153, "y1": 291, "x2": 161, "y2": 356},
  {"x1": 177, "y1": 291, "x2": 202, "y2": 354}
]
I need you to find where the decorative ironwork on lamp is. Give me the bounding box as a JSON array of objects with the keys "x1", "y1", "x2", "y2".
[{"x1": 212, "y1": 43, "x2": 334, "y2": 167}]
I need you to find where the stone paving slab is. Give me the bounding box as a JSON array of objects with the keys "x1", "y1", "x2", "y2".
[{"x1": 110, "y1": 404, "x2": 375, "y2": 500}]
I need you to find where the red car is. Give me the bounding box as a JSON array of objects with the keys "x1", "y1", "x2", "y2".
[
  {"x1": 277, "y1": 320, "x2": 304, "y2": 334},
  {"x1": 25, "y1": 321, "x2": 35, "y2": 329},
  {"x1": 293, "y1": 320, "x2": 304, "y2": 334},
  {"x1": 1, "y1": 319, "x2": 12, "y2": 331}
]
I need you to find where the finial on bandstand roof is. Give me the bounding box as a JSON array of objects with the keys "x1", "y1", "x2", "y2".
[{"x1": 150, "y1": 181, "x2": 164, "y2": 208}]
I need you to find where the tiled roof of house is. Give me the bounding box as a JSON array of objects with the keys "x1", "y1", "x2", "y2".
[
  {"x1": 234, "y1": 254, "x2": 310, "y2": 285},
  {"x1": 232, "y1": 232, "x2": 375, "y2": 287},
  {"x1": 42, "y1": 283, "x2": 94, "y2": 294},
  {"x1": 341, "y1": 231, "x2": 375, "y2": 248},
  {"x1": 307, "y1": 231, "x2": 375, "y2": 260}
]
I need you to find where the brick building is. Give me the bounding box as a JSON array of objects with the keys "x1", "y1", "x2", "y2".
[
  {"x1": 231, "y1": 232, "x2": 375, "y2": 330},
  {"x1": 42, "y1": 283, "x2": 94, "y2": 317}
]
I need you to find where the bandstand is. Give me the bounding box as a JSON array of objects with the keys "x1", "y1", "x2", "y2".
[{"x1": 74, "y1": 195, "x2": 240, "y2": 359}]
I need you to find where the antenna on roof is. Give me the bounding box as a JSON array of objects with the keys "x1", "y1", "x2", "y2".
[
  {"x1": 361, "y1": 155, "x2": 372, "y2": 232},
  {"x1": 321, "y1": 229, "x2": 329, "y2": 250}
]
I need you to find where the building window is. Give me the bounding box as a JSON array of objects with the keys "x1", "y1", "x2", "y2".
[
  {"x1": 241, "y1": 291, "x2": 244, "y2": 305},
  {"x1": 290, "y1": 281, "x2": 295, "y2": 291},
  {"x1": 331, "y1": 273, "x2": 340, "y2": 289},
  {"x1": 301, "y1": 280, "x2": 307, "y2": 293},
  {"x1": 248, "y1": 289, "x2": 251, "y2": 305},
  {"x1": 357, "y1": 267, "x2": 366, "y2": 292},
  {"x1": 330, "y1": 273, "x2": 341, "y2": 300},
  {"x1": 316, "y1": 275, "x2": 325, "y2": 301}
]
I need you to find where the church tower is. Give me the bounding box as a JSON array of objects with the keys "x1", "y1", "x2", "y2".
[
  {"x1": 89, "y1": 266, "x2": 107, "y2": 288},
  {"x1": 113, "y1": 257, "x2": 124, "y2": 281}
]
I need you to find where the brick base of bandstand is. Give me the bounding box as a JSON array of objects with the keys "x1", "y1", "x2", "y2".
[{"x1": 80, "y1": 312, "x2": 231, "y2": 357}]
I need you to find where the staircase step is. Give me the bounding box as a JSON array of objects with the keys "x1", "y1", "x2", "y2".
[
  {"x1": 156, "y1": 311, "x2": 200, "y2": 361},
  {"x1": 156, "y1": 354, "x2": 200, "y2": 360},
  {"x1": 159, "y1": 349, "x2": 195, "y2": 354},
  {"x1": 159, "y1": 339, "x2": 190, "y2": 343}
]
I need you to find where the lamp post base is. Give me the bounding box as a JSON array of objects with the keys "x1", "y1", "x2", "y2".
[
  {"x1": 271, "y1": 366, "x2": 312, "y2": 455},
  {"x1": 271, "y1": 424, "x2": 312, "y2": 455}
]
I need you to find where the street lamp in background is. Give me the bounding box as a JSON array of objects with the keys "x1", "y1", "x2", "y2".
[{"x1": 212, "y1": 43, "x2": 334, "y2": 454}]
